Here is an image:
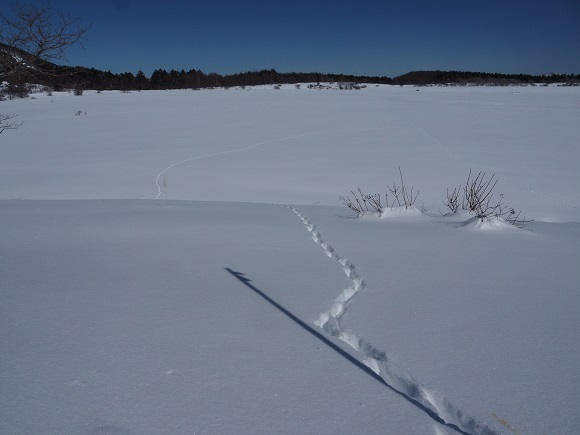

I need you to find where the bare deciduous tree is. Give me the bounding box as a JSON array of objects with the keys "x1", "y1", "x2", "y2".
[{"x1": 0, "y1": 1, "x2": 90, "y2": 94}]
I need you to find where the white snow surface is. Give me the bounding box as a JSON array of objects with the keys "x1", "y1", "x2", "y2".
[{"x1": 1, "y1": 85, "x2": 579, "y2": 434}]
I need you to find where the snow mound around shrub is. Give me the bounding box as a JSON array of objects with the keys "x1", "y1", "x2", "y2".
[
  {"x1": 360, "y1": 206, "x2": 424, "y2": 219},
  {"x1": 459, "y1": 215, "x2": 518, "y2": 231}
]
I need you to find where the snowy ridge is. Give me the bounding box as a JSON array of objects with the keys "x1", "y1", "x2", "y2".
[{"x1": 290, "y1": 207, "x2": 499, "y2": 435}]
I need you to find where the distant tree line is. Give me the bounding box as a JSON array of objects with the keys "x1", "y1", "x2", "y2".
[
  {"x1": 71, "y1": 67, "x2": 580, "y2": 91},
  {"x1": 392, "y1": 70, "x2": 580, "y2": 86},
  {"x1": 3, "y1": 44, "x2": 580, "y2": 97},
  {"x1": 12, "y1": 64, "x2": 394, "y2": 92},
  {"x1": 3, "y1": 56, "x2": 578, "y2": 97}
]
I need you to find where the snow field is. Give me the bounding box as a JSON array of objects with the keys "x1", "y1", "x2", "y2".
[{"x1": 1, "y1": 85, "x2": 579, "y2": 434}]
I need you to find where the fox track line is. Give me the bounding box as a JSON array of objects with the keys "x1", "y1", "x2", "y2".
[{"x1": 290, "y1": 207, "x2": 500, "y2": 435}]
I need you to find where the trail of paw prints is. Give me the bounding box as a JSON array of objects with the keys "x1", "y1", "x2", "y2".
[
  {"x1": 523, "y1": 184, "x2": 578, "y2": 210},
  {"x1": 289, "y1": 206, "x2": 500, "y2": 435}
]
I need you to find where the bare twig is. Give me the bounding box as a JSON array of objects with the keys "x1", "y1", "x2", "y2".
[
  {"x1": 463, "y1": 170, "x2": 500, "y2": 219},
  {"x1": 387, "y1": 182, "x2": 402, "y2": 207},
  {"x1": 442, "y1": 185, "x2": 461, "y2": 213},
  {"x1": 398, "y1": 167, "x2": 419, "y2": 208},
  {"x1": 340, "y1": 190, "x2": 365, "y2": 215},
  {"x1": 0, "y1": 113, "x2": 22, "y2": 133}
]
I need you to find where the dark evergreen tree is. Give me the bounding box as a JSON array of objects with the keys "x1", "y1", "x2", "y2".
[{"x1": 135, "y1": 70, "x2": 149, "y2": 90}]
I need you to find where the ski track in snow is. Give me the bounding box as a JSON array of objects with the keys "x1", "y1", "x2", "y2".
[
  {"x1": 153, "y1": 127, "x2": 384, "y2": 200},
  {"x1": 289, "y1": 207, "x2": 500, "y2": 435},
  {"x1": 154, "y1": 132, "x2": 323, "y2": 199}
]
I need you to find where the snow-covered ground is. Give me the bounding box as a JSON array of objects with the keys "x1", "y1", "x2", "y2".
[{"x1": 1, "y1": 85, "x2": 579, "y2": 434}]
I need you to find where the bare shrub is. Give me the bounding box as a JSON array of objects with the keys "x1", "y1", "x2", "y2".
[
  {"x1": 443, "y1": 169, "x2": 532, "y2": 227},
  {"x1": 442, "y1": 186, "x2": 462, "y2": 213},
  {"x1": 340, "y1": 188, "x2": 384, "y2": 215},
  {"x1": 340, "y1": 168, "x2": 420, "y2": 216},
  {"x1": 463, "y1": 170, "x2": 498, "y2": 217}
]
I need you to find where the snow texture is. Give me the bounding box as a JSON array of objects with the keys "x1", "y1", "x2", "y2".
[{"x1": 1, "y1": 84, "x2": 579, "y2": 434}]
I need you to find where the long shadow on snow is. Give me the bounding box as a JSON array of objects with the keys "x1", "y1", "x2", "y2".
[{"x1": 225, "y1": 267, "x2": 472, "y2": 435}]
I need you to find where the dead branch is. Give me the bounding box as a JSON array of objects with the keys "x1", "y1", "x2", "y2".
[
  {"x1": 398, "y1": 166, "x2": 419, "y2": 208},
  {"x1": 0, "y1": 113, "x2": 22, "y2": 133}
]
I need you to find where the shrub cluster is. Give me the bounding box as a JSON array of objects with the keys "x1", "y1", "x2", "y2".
[{"x1": 341, "y1": 168, "x2": 532, "y2": 228}]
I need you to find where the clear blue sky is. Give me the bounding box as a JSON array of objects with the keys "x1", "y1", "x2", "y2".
[{"x1": 22, "y1": 0, "x2": 580, "y2": 77}]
